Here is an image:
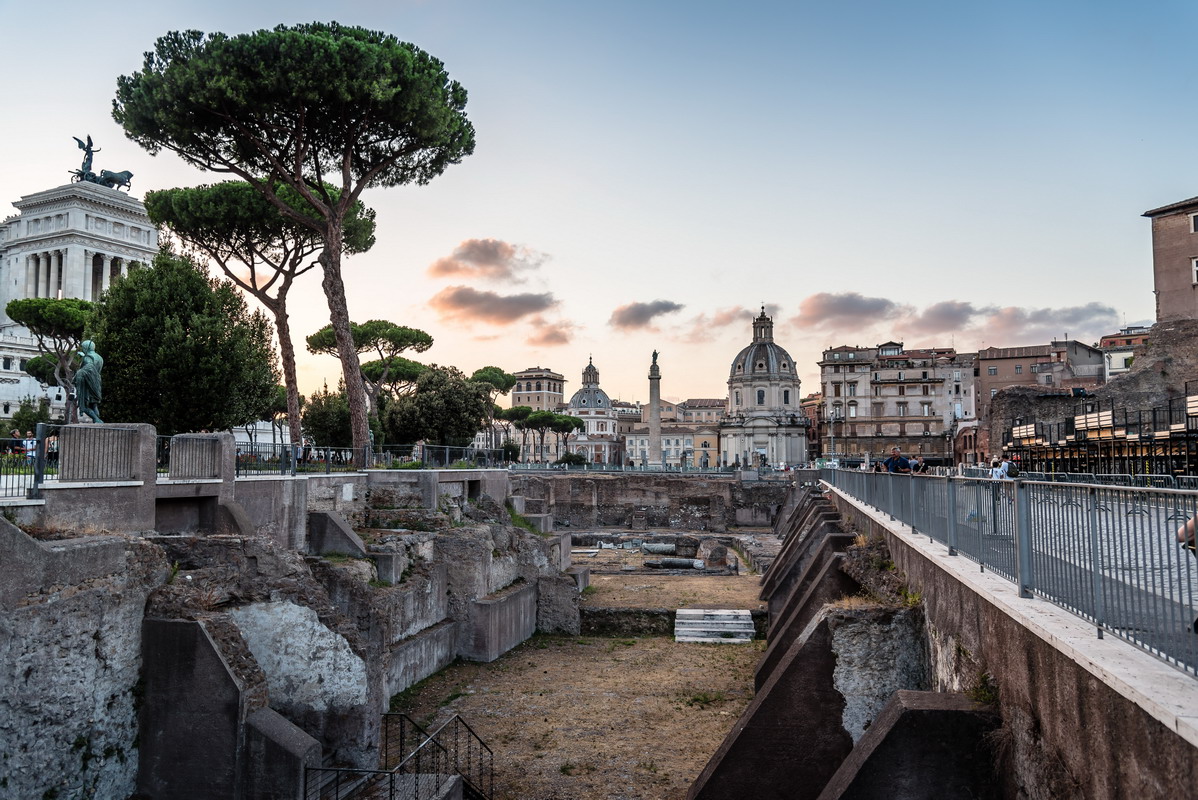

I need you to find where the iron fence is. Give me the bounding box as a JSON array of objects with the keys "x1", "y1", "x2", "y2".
[
  {"x1": 303, "y1": 713, "x2": 492, "y2": 800},
  {"x1": 370, "y1": 445, "x2": 504, "y2": 470},
  {"x1": 822, "y1": 469, "x2": 1198, "y2": 676}
]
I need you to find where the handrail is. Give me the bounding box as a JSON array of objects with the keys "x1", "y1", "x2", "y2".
[{"x1": 819, "y1": 468, "x2": 1198, "y2": 677}]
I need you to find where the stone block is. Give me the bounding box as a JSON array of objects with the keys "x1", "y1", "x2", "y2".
[
  {"x1": 59, "y1": 423, "x2": 153, "y2": 482},
  {"x1": 537, "y1": 574, "x2": 581, "y2": 635},
  {"x1": 244, "y1": 708, "x2": 321, "y2": 800},
  {"x1": 386, "y1": 620, "x2": 459, "y2": 702},
  {"x1": 308, "y1": 511, "x2": 368, "y2": 557},
  {"x1": 138, "y1": 618, "x2": 254, "y2": 799},
  {"x1": 816, "y1": 691, "x2": 999, "y2": 800},
  {"x1": 566, "y1": 565, "x2": 591, "y2": 592},
  {"x1": 459, "y1": 580, "x2": 538, "y2": 662},
  {"x1": 170, "y1": 432, "x2": 235, "y2": 485},
  {"x1": 688, "y1": 606, "x2": 928, "y2": 800}
]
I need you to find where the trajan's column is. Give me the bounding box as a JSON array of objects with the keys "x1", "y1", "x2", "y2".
[{"x1": 648, "y1": 351, "x2": 662, "y2": 467}]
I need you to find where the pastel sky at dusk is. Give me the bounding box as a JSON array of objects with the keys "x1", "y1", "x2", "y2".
[{"x1": 1, "y1": 0, "x2": 1190, "y2": 405}]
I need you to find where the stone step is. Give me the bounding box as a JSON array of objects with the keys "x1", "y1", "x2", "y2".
[{"x1": 674, "y1": 609, "x2": 755, "y2": 644}]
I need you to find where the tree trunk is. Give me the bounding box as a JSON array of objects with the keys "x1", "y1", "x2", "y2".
[
  {"x1": 318, "y1": 235, "x2": 370, "y2": 466},
  {"x1": 274, "y1": 305, "x2": 304, "y2": 450}
]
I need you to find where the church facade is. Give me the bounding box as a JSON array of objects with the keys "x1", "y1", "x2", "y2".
[
  {"x1": 719, "y1": 308, "x2": 809, "y2": 467},
  {"x1": 0, "y1": 181, "x2": 158, "y2": 417}
]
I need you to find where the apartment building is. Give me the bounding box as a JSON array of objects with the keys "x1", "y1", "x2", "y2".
[
  {"x1": 1143, "y1": 196, "x2": 1198, "y2": 322},
  {"x1": 510, "y1": 366, "x2": 565, "y2": 412},
  {"x1": 817, "y1": 342, "x2": 975, "y2": 466}
]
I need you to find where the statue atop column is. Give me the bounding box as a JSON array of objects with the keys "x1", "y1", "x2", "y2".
[
  {"x1": 74, "y1": 340, "x2": 104, "y2": 424},
  {"x1": 69, "y1": 135, "x2": 134, "y2": 192}
]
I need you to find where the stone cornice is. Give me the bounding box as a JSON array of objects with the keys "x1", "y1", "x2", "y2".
[
  {"x1": 3, "y1": 232, "x2": 156, "y2": 260},
  {"x1": 13, "y1": 182, "x2": 148, "y2": 218}
]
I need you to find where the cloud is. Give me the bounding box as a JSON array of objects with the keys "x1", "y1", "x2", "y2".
[
  {"x1": 609, "y1": 300, "x2": 685, "y2": 330},
  {"x1": 784, "y1": 292, "x2": 1121, "y2": 351},
  {"x1": 791, "y1": 292, "x2": 901, "y2": 329},
  {"x1": 427, "y1": 238, "x2": 547, "y2": 282},
  {"x1": 527, "y1": 316, "x2": 576, "y2": 346},
  {"x1": 973, "y1": 302, "x2": 1119, "y2": 345},
  {"x1": 428, "y1": 286, "x2": 557, "y2": 324},
  {"x1": 902, "y1": 301, "x2": 979, "y2": 336}
]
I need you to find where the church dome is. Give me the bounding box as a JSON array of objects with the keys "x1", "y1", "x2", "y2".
[
  {"x1": 728, "y1": 308, "x2": 796, "y2": 380},
  {"x1": 569, "y1": 358, "x2": 612, "y2": 410}
]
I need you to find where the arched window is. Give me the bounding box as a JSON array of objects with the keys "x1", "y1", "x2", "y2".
[
  {"x1": 701, "y1": 441, "x2": 710, "y2": 448},
  {"x1": 783, "y1": 389, "x2": 791, "y2": 404},
  {"x1": 848, "y1": 401, "x2": 858, "y2": 418},
  {"x1": 756, "y1": 389, "x2": 765, "y2": 405},
  {"x1": 536, "y1": 381, "x2": 542, "y2": 391}
]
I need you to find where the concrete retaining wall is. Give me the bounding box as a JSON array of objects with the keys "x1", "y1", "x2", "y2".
[
  {"x1": 459, "y1": 581, "x2": 538, "y2": 662},
  {"x1": 386, "y1": 620, "x2": 459, "y2": 699},
  {"x1": 235, "y1": 476, "x2": 309, "y2": 550},
  {"x1": 828, "y1": 487, "x2": 1198, "y2": 800}
]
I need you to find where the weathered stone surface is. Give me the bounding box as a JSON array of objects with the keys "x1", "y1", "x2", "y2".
[
  {"x1": 230, "y1": 601, "x2": 369, "y2": 712},
  {"x1": 511, "y1": 474, "x2": 789, "y2": 531},
  {"x1": 537, "y1": 574, "x2": 581, "y2": 635},
  {"x1": 0, "y1": 531, "x2": 166, "y2": 800}
]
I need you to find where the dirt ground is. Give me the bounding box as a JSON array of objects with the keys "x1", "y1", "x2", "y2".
[
  {"x1": 391, "y1": 569, "x2": 769, "y2": 799},
  {"x1": 579, "y1": 571, "x2": 767, "y2": 611}
]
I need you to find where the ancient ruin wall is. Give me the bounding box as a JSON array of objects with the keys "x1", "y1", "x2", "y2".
[{"x1": 0, "y1": 524, "x2": 168, "y2": 800}]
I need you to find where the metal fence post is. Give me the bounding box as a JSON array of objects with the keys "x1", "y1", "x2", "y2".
[
  {"x1": 30, "y1": 422, "x2": 47, "y2": 500},
  {"x1": 1088, "y1": 486, "x2": 1105, "y2": 638},
  {"x1": 909, "y1": 474, "x2": 918, "y2": 534},
  {"x1": 946, "y1": 478, "x2": 958, "y2": 556},
  {"x1": 1014, "y1": 479, "x2": 1033, "y2": 598},
  {"x1": 887, "y1": 475, "x2": 896, "y2": 520}
]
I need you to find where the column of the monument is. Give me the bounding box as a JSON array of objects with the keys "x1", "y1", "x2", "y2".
[
  {"x1": 23, "y1": 254, "x2": 36, "y2": 298},
  {"x1": 38, "y1": 253, "x2": 51, "y2": 298},
  {"x1": 101, "y1": 257, "x2": 113, "y2": 294},
  {"x1": 648, "y1": 357, "x2": 662, "y2": 467},
  {"x1": 62, "y1": 247, "x2": 86, "y2": 299},
  {"x1": 49, "y1": 251, "x2": 62, "y2": 299}
]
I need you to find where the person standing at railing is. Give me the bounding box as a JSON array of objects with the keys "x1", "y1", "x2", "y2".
[
  {"x1": 23, "y1": 431, "x2": 35, "y2": 464},
  {"x1": 1177, "y1": 516, "x2": 1197, "y2": 633},
  {"x1": 884, "y1": 447, "x2": 911, "y2": 474}
]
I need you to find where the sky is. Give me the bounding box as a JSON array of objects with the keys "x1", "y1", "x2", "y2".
[{"x1": 1, "y1": 0, "x2": 1191, "y2": 406}]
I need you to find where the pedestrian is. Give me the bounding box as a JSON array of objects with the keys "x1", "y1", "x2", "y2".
[
  {"x1": 884, "y1": 447, "x2": 911, "y2": 474},
  {"x1": 23, "y1": 431, "x2": 36, "y2": 462},
  {"x1": 1178, "y1": 515, "x2": 1197, "y2": 632}
]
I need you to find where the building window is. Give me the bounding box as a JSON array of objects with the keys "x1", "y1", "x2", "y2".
[
  {"x1": 783, "y1": 389, "x2": 790, "y2": 404},
  {"x1": 1043, "y1": 375, "x2": 1054, "y2": 385},
  {"x1": 735, "y1": 391, "x2": 741, "y2": 405},
  {"x1": 847, "y1": 352, "x2": 855, "y2": 359},
  {"x1": 922, "y1": 403, "x2": 933, "y2": 416},
  {"x1": 896, "y1": 402, "x2": 908, "y2": 416},
  {"x1": 756, "y1": 389, "x2": 765, "y2": 404},
  {"x1": 1, "y1": 358, "x2": 9, "y2": 371},
  {"x1": 833, "y1": 353, "x2": 840, "y2": 360},
  {"x1": 922, "y1": 385, "x2": 930, "y2": 395},
  {"x1": 987, "y1": 366, "x2": 998, "y2": 376},
  {"x1": 898, "y1": 385, "x2": 905, "y2": 396},
  {"x1": 897, "y1": 371, "x2": 904, "y2": 380},
  {"x1": 833, "y1": 384, "x2": 841, "y2": 397},
  {"x1": 921, "y1": 371, "x2": 928, "y2": 379},
  {"x1": 701, "y1": 441, "x2": 709, "y2": 448},
  {"x1": 848, "y1": 402, "x2": 858, "y2": 418},
  {"x1": 1030, "y1": 364, "x2": 1038, "y2": 373},
  {"x1": 874, "y1": 386, "x2": 882, "y2": 396},
  {"x1": 990, "y1": 388, "x2": 998, "y2": 398},
  {"x1": 1191, "y1": 213, "x2": 1198, "y2": 233},
  {"x1": 1192, "y1": 258, "x2": 1198, "y2": 284},
  {"x1": 832, "y1": 365, "x2": 840, "y2": 373},
  {"x1": 847, "y1": 383, "x2": 857, "y2": 397},
  {"x1": 1015, "y1": 365, "x2": 1023, "y2": 374},
  {"x1": 18, "y1": 360, "x2": 26, "y2": 371}
]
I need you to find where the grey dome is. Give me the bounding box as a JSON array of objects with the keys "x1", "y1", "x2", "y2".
[{"x1": 728, "y1": 308, "x2": 795, "y2": 379}]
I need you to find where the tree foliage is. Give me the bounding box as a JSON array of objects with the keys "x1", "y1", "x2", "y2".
[
  {"x1": 114, "y1": 22, "x2": 476, "y2": 457},
  {"x1": 383, "y1": 366, "x2": 491, "y2": 446},
  {"x1": 302, "y1": 382, "x2": 351, "y2": 448},
  {"x1": 144, "y1": 180, "x2": 376, "y2": 447},
  {"x1": 307, "y1": 320, "x2": 433, "y2": 410},
  {"x1": 89, "y1": 252, "x2": 279, "y2": 435},
  {"x1": 11, "y1": 395, "x2": 51, "y2": 433},
  {"x1": 6, "y1": 298, "x2": 93, "y2": 421}
]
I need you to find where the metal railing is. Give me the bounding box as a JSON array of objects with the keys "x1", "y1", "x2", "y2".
[
  {"x1": 822, "y1": 469, "x2": 1198, "y2": 676},
  {"x1": 370, "y1": 445, "x2": 504, "y2": 470},
  {"x1": 303, "y1": 713, "x2": 492, "y2": 800}
]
